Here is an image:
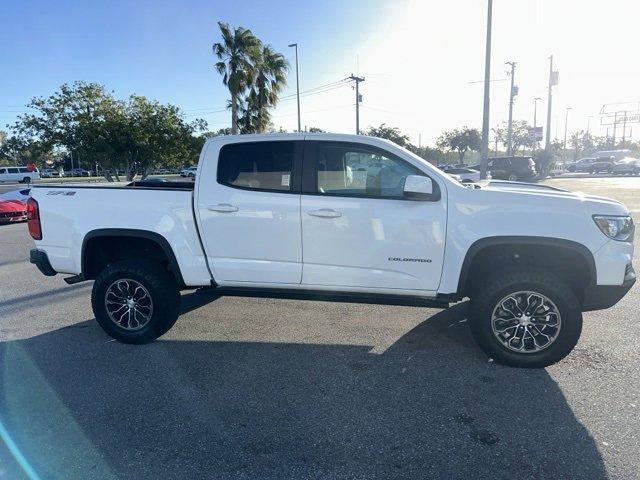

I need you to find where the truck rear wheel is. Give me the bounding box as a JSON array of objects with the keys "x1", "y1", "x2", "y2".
[
  {"x1": 469, "y1": 268, "x2": 582, "y2": 368},
  {"x1": 91, "y1": 260, "x2": 180, "y2": 344}
]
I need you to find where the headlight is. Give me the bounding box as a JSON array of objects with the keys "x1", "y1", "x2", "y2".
[{"x1": 593, "y1": 215, "x2": 635, "y2": 241}]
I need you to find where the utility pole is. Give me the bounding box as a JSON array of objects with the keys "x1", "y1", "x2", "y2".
[
  {"x1": 349, "y1": 74, "x2": 365, "y2": 134},
  {"x1": 480, "y1": 0, "x2": 493, "y2": 180},
  {"x1": 505, "y1": 61, "x2": 517, "y2": 156},
  {"x1": 544, "y1": 55, "x2": 557, "y2": 155},
  {"x1": 288, "y1": 43, "x2": 301, "y2": 132},
  {"x1": 612, "y1": 111, "x2": 618, "y2": 148},
  {"x1": 563, "y1": 107, "x2": 572, "y2": 160},
  {"x1": 533, "y1": 97, "x2": 542, "y2": 155}
]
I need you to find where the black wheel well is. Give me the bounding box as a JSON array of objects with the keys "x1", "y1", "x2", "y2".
[
  {"x1": 82, "y1": 230, "x2": 184, "y2": 286},
  {"x1": 460, "y1": 239, "x2": 595, "y2": 304}
]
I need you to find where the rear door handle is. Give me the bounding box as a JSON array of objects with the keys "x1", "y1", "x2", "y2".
[
  {"x1": 207, "y1": 203, "x2": 238, "y2": 213},
  {"x1": 307, "y1": 208, "x2": 342, "y2": 218}
]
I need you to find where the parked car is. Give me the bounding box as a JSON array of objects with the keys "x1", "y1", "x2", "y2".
[
  {"x1": 612, "y1": 158, "x2": 640, "y2": 176},
  {"x1": 180, "y1": 166, "x2": 197, "y2": 178},
  {"x1": 443, "y1": 167, "x2": 480, "y2": 183},
  {"x1": 28, "y1": 133, "x2": 635, "y2": 368},
  {"x1": 41, "y1": 168, "x2": 62, "y2": 178},
  {"x1": 483, "y1": 156, "x2": 537, "y2": 182},
  {"x1": 67, "y1": 168, "x2": 91, "y2": 177},
  {"x1": 0, "y1": 166, "x2": 40, "y2": 183},
  {"x1": 0, "y1": 187, "x2": 30, "y2": 223},
  {"x1": 567, "y1": 157, "x2": 615, "y2": 174}
]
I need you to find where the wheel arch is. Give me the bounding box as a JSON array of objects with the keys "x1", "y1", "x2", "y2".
[
  {"x1": 458, "y1": 236, "x2": 597, "y2": 299},
  {"x1": 81, "y1": 228, "x2": 185, "y2": 287}
]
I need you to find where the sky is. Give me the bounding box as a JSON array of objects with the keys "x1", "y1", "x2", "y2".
[{"x1": 1, "y1": 0, "x2": 640, "y2": 146}]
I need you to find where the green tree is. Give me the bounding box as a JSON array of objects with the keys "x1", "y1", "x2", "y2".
[
  {"x1": 246, "y1": 44, "x2": 288, "y2": 133},
  {"x1": 0, "y1": 135, "x2": 53, "y2": 167},
  {"x1": 9, "y1": 82, "x2": 206, "y2": 180},
  {"x1": 569, "y1": 130, "x2": 599, "y2": 159},
  {"x1": 436, "y1": 127, "x2": 481, "y2": 163},
  {"x1": 308, "y1": 126, "x2": 326, "y2": 133},
  {"x1": 213, "y1": 22, "x2": 260, "y2": 135},
  {"x1": 409, "y1": 145, "x2": 443, "y2": 165},
  {"x1": 364, "y1": 123, "x2": 411, "y2": 147}
]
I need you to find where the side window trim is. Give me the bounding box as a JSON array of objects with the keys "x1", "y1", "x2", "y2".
[
  {"x1": 216, "y1": 140, "x2": 303, "y2": 194},
  {"x1": 302, "y1": 140, "x2": 435, "y2": 201}
]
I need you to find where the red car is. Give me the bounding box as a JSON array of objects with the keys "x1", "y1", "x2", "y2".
[{"x1": 0, "y1": 188, "x2": 30, "y2": 223}]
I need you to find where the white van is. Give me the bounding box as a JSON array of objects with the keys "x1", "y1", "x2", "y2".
[{"x1": 0, "y1": 166, "x2": 40, "y2": 183}]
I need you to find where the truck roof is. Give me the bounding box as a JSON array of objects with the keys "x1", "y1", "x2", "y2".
[{"x1": 204, "y1": 132, "x2": 399, "y2": 149}]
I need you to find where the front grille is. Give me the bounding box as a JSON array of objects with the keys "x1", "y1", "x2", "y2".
[{"x1": 0, "y1": 210, "x2": 25, "y2": 219}]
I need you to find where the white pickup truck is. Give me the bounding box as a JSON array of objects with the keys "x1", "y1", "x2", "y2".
[{"x1": 28, "y1": 133, "x2": 635, "y2": 368}]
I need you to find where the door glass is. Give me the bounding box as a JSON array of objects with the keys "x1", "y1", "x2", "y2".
[
  {"x1": 218, "y1": 141, "x2": 294, "y2": 192},
  {"x1": 8, "y1": 168, "x2": 19, "y2": 174},
  {"x1": 316, "y1": 144, "x2": 421, "y2": 198}
]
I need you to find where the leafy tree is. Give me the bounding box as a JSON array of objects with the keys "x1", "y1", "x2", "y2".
[
  {"x1": 9, "y1": 82, "x2": 206, "y2": 180},
  {"x1": 364, "y1": 123, "x2": 411, "y2": 147},
  {"x1": 308, "y1": 126, "x2": 326, "y2": 133},
  {"x1": 213, "y1": 22, "x2": 260, "y2": 135},
  {"x1": 409, "y1": 145, "x2": 443, "y2": 165},
  {"x1": 0, "y1": 135, "x2": 53, "y2": 167},
  {"x1": 511, "y1": 120, "x2": 537, "y2": 154},
  {"x1": 569, "y1": 130, "x2": 599, "y2": 159},
  {"x1": 436, "y1": 127, "x2": 481, "y2": 163}
]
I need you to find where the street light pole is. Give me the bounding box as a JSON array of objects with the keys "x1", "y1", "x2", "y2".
[
  {"x1": 505, "y1": 61, "x2": 517, "y2": 156},
  {"x1": 288, "y1": 43, "x2": 301, "y2": 132},
  {"x1": 480, "y1": 0, "x2": 493, "y2": 180}
]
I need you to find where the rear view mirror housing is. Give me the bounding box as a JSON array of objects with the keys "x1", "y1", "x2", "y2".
[{"x1": 403, "y1": 175, "x2": 437, "y2": 201}]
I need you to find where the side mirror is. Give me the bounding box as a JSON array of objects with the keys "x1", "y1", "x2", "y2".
[{"x1": 403, "y1": 175, "x2": 434, "y2": 200}]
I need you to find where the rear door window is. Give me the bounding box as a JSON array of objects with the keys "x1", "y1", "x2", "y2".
[
  {"x1": 217, "y1": 141, "x2": 298, "y2": 192},
  {"x1": 7, "y1": 168, "x2": 19, "y2": 174}
]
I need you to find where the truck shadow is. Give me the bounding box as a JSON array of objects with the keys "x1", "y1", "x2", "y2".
[{"x1": 0, "y1": 300, "x2": 606, "y2": 479}]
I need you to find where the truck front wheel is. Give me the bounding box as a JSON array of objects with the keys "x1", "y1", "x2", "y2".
[
  {"x1": 91, "y1": 260, "x2": 180, "y2": 344},
  {"x1": 469, "y1": 268, "x2": 582, "y2": 368}
]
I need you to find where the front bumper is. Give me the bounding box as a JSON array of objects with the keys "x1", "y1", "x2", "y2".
[
  {"x1": 583, "y1": 264, "x2": 636, "y2": 311},
  {"x1": 30, "y1": 249, "x2": 57, "y2": 276}
]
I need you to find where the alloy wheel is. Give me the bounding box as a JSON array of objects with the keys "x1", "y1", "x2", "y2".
[
  {"x1": 104, "y1": 279, "x2": 154, "y2": 330},
  {"x1": 491, "y1": 291, "x2": 562, "y2": 353}
]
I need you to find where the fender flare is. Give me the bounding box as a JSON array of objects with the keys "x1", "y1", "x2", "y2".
[
  {"x1": 456, "y1": 236, "x2": 597, "y2": 295},
  {"x1": 81, "y1": 228, "x2": 185, "y2": 287}
]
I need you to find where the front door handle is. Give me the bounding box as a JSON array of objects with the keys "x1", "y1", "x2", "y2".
[
  {"x1": 307, "y1": 208, "x2": 342, "y2": 218},
  {"x1": 208, "y1": 203, "x2": 238, "y2": 213}
]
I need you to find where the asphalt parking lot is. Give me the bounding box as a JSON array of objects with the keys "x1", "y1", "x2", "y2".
[{"x1": 1, "y1": 177, "x2": 638, "y2": 479}]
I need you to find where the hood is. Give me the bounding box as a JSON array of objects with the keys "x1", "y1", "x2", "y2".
[{"x1": 478, "y1": 180, "x2": 628, "y2": 216}]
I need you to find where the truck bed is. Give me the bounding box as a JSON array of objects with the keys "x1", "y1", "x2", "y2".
[{"x1": 30, "y1": 183, "x2": 212, "y2": 286}]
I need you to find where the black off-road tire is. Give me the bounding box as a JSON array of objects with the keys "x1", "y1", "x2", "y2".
[
  {"x1": 91, "y1": 260, "x2": 180, "y2": 344},
  {"x1": 469, "y1": 268, "x2": 582, "y2": 368}
]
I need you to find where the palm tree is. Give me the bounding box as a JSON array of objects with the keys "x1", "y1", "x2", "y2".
[
  {"x1": 213, "y1": 22, "x2": 260, "y2": 134},
  {"x1": 250, "y1": 45, "x2": 289, "y2": 133}
]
